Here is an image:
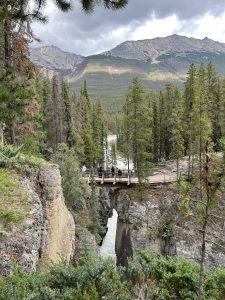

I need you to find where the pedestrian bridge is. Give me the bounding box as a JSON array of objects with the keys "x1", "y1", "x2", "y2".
[{"x1": 84, "y1": 170, "x2": 177, "y2": 187}]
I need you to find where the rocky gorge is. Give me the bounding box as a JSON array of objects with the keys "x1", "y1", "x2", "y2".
[
  {"x1": 1, "y1": 167, "x2": 225, "y2": 277},
  {"x1": 99, "y1": 185, "x2": 225, "y2": 268}
]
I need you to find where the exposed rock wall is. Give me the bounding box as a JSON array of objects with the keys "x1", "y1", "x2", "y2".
[
  {"x1": 0, "y1": 164, "x2": 75, "y2": 275},
  {"x1": 100, "y1": 186, "x2": 225, "y2": 268}
]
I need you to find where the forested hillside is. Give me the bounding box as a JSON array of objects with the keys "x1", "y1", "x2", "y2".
[{"x1": 31, "y1": 35, "x2": 225, "y2": 111}]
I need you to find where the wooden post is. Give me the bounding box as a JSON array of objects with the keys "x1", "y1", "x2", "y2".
[
  {"x1": 127, "y1": 172, "x2": 131, "y2": 186},
  {"x1": 113, "y1": 174, "x2": 116, "y2": 185},
  {"x1": 101, "y1": 173, "x2": 104, "y2": 184}
]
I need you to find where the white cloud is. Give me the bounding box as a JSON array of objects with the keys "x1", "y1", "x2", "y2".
[
  {"x1": 131, "y1": 15, "x2": 182, "y2": 41},
  {"x1": 32, "y1": 6, "x2": 225, "y2": 55},
  {"x1": 179, "y1": 13, "x2": 225, "y2": 43}
]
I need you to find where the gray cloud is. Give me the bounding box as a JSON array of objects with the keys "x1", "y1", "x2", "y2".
[{"x1": 32, "y1": 0, "x2": 225, "y2": 55}]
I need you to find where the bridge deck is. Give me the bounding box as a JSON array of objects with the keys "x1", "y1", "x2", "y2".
[{"x1": 84, "y1": 173, "x2": 177, "y2": 186}]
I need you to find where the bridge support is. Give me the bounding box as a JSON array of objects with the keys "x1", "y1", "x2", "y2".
[
  {"x1": 127, "y1": 173, "x2": 131, "y2": 186},
  {"x1": 101, "y1": 173, "x2": 104, "y2": 184}
]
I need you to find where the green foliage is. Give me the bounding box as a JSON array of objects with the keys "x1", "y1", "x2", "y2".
[
  {"x1": 133, "y1": 220, "x2": 143, "y2": 230},
  {"x1": 0, "y1": 144, "x2": 45, "y2": 174},
  {"x1": 52, "y1": 144, "x2": 88, "y2": 212},
  {"x1": 1, "y1": 253, "x2": 225, "y2": 300},
  {"x1": 0, "y1": 267, "x2": 50, "y2": 300},
  {"x1": 128, "y1": 251, "x2": 225, "y2": 300},
  {"x1": 119, "y1": 77, "x2": 152, "y2": 183},
  {"x1": 0, "y1": 207, "x2": 25, "y2": 229},
  {"x1": 87, "y1": 186, "x2": 106, "y2": 243},
  {"x1": 0, "y1": 168, "x2": 28, "y2": 230},
  {"x1": 0, "y1": 257, "x2": 132, "y2": 300}
]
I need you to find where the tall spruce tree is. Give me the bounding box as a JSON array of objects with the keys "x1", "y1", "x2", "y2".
[
  {"x1": 168, "y1": 85, "x2": 184, "y2": 177},
  {"x1": 207, "y1": 62, "x2": 224, "y2": 151},
  {"x1": 184, "y1": 63, "x2": 199, "y2": 178},
  {"x1": 123, "y1": 77, "x2": 152, "y2": 183},
  {"x1": 158, "y1": 91, "x2": 166, "y2": 160},
  {"x1": 152, "y1": 99, "x2": 160, "y2": 162}
]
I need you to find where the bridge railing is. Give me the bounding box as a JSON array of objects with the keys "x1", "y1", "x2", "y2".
[{"x1": 82, "y1": 169, "x2": 135, "y2": 185}]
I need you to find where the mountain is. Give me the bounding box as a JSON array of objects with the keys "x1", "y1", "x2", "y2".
[
  {"x1": 103, "y1": 35, "x2": 225, "y2": 61},
  {"x1": 31, "y1": 45, "x2": 84, "y2": 70},
  {"x1": 30, "y1": 35, "x2": 225, "y2": 112}
]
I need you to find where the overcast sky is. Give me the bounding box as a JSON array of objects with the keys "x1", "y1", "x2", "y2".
[{"x1": 32, "y1": 0, "x2": 225, "y2": 56}]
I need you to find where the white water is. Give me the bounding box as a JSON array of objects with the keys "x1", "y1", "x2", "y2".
[
  {"x1": 107, "y1": 134, "x2": 134, "y2": 171},
  {"x1": 100, "y1": 209, "x2": 118, "y2": 261},
  {"x1": 100, "y1": 135, "x2": 133, "y2": 259}
]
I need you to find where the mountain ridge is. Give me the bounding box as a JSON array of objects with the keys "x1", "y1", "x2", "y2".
[
  {"x1": 31, "y1": 34, "x2": 225, "y2": 62},
  {"x1": 30, "y1": 35, "x2": 225, "y2": 111}
]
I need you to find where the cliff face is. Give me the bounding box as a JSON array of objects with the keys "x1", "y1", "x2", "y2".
[
  {"x1": 0, "y1": 164, "x2": 75, "y2": 275},
  {"x1": 100, "y1": 187, "x2": 225, "y2": 268}
]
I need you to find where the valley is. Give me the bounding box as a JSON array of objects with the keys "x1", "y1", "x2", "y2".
[{"x1": 31, "y1": 35, "x2": 225, "y2": 111}]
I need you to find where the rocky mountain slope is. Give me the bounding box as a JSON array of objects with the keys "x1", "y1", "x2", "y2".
[
  {"x1": 104, "y1": 35, "x2": 225, "y2": 61},
  {"x1": 31, "y1": 45, "x2": 84, "y2": 70},
  {"x1": 30, "y1": 35, "x2": 225, "y2": 111}
]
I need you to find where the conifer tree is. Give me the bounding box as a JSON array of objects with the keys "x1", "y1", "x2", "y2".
[
  {"x1": 184, "y1": 63, "x2": 199, "y2": 178},
  {"x1": 169, "y1": 86, "x2": 184, "y2": 177},
  {"x1": 197, "y1": 64, "x2": 212, "y2": 180},
  {"x1": 207, "y1": 62, "x2": 223, "y2": 150},
  {"x1": 122, "y1": 77, "x2": 152, "y2": 183},
  {"x1": 152, "y1": 99, "x2": 160, "y2": 162},
  {"x1": 158, "y1": 91, "x2": 166, "y2": 160},
  {"x1": 92, "y1": 101, "x2": 105, "y2": 167},
  {"x1": 121, "y1": 94, "x2": 132, "y2": 173}
]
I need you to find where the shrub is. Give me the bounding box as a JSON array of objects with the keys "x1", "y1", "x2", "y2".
[
  {"x1": 52, "y1": 144, "x2": 88, "y2": 213},
  {"x1": 0, "y1": 168, "x2": 28, "y2": 230},
  {"x1": 0, "y1": 144, "x2": 45, "y2": 174}
]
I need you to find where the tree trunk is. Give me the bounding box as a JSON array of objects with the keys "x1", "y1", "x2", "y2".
[
  {"x1": 10, "y1": 124, "x2": 16, "y2": 145},
  {"x1": 4, "y1": 18, "x2": 12, "y2": 76},
  {"x1": 198, "y1": 144, "x2": 211, "y2": 300},
  {"x1": 0, "y1": 124, "x2": 4, "y2": 145},
  {"x1": 198, "y1": 217, "x2": 208, "y2": 300},
  {"x1": 176, "y1": 157, "x2": 179, "y2": 178},
  {"x1": 188, "y1": 155, "x2": 191, "y2": 179}
]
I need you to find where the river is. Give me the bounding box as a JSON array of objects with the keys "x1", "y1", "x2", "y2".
[
  {"x1": 106, "y1": 134, "x2": 134, "y2": 171},
  {"x1": 100, "y1": 135, "x2": 133, "y2": 260}
]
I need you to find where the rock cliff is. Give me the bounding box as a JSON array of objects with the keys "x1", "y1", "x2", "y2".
[
  {"x1": 100, "y1": 186, "x2": 225, "y2": 268},
  {"x1": 0, "y1": 164, "x2": 75, "y2": 275}
]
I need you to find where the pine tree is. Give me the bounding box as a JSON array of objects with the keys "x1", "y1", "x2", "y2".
[
  {"x1": 152, "y1": 99, "x2": 160, "y2": 162},
  {"x1": 92, "y1": 101, "x2": 105, "y2": 167},
  {"x1": 123, "y1": 77, "x2": 152, "y2": 183},
  {"x1": 121, "y1": 94, "x2": 132, "y2": 173},
  {"x1": 207, "y1": 62, "x2": 223, "y2": 151},
  {"x1": 169, "y1": 86, "x2": 184, "y2": 177},
  {"x1": 158, "y1": 91, "x2": 166, "y2": 160},
  {"x1": 76, "y1": 81, "x2": 94, "y2": 169},
  {"x1": 184, "y1": 63, "x2": 199, "y2": 178}
]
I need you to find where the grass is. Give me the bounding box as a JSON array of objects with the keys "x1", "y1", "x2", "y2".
[{"x1": 0, "y1": 168, "x2": 28, "y2": 231}]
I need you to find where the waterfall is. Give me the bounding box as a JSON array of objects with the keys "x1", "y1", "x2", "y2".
[{"x1": 100, "y1": 209, "x2": 118, "y2": 261}]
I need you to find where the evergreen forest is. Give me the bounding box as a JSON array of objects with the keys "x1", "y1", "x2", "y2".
[{"x1": 1, "y1": 1, "x2": 225, "y2": 300}]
